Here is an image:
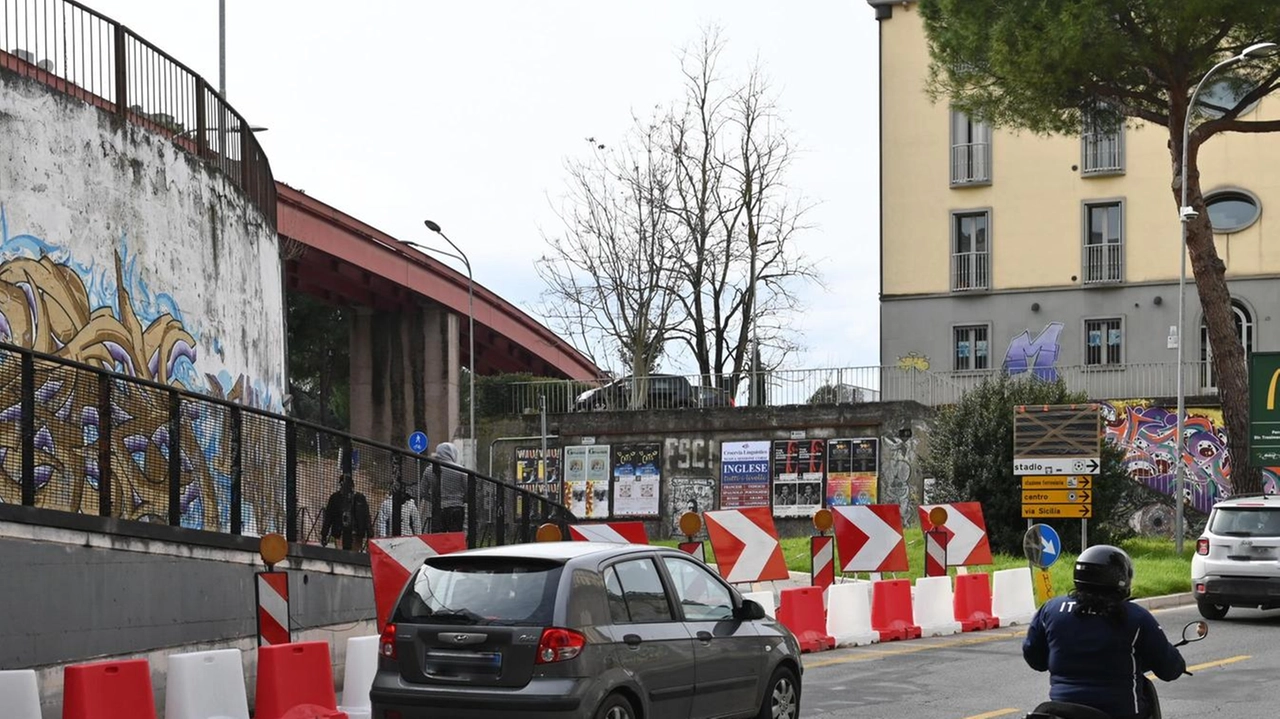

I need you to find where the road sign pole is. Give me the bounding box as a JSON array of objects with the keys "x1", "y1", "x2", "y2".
[{"x1": 1081, "y1": 517, "x2": 1088, "y2": 551}]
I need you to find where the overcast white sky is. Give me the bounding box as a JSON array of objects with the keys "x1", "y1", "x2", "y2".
[{"x1": 88, "y1": 0, "x2": 882, "y2": 371}]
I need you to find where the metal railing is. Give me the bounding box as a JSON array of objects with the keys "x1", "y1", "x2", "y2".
[
  {"x1": 1083, "y1": 243, "x2": 1124, "y2": 284},
  {"x1": 1082, "y1": 129, "x2": 1124, "y2": 175},
  {"x1": 0, "y1": 0, "x2": 275, "y2": 228},
  {"x1": 952, "y1": 250, "x2": 990, "y2": 291},
  {"x1": 0, "y1": 341, "x2": 574, "y2": 550},
  {"x1": 950, "y1": 142, "x2": 991, "y2": 184},
  {"x1": 501, "y1": 361, "x2": 1222, "y2": 414}
]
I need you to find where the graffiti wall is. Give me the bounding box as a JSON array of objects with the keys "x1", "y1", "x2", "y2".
[
  {"x1": 0, "y1": 67, "x2": 285, "y2": 529},
  {"x1": 1102, "y1": 401, "x2": 1280, "y2": 514},
  {"x1": 1003, "y1": 322, "x2": 1063, "y2": 381}
]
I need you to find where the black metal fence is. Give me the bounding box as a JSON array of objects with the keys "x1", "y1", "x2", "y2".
[
  {"x1": 0, "y1": 341, "x2": 575, "y2": 550},
  {"x1": 0, "y1": 0, "x2": 276, "y2": 228}
]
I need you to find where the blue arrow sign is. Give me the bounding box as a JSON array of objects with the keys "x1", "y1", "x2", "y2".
[
  {"x1": 1035, "y1": 524, "x2": 1061, "y2": 569},
  {"x1": 408, "y1": 431, "x2": 429, "y2": 454}
]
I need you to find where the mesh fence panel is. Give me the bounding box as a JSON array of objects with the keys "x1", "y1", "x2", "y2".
[
  {"x1": 0, "y1": 348, "x2": 22, "y2": 505},
  {"x1": 239, "y1": 410, "x2": 286, "y2": 537},
  {"x1": 103, "y1": 372, "x2": 171, "y2": 523},
  {"x1": 30, "y1": 356, "x2": 98, "y2": 514}
]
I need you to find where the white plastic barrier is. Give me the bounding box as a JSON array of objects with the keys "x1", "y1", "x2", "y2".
[
  {"x1": 164, "y1": 648, "x2": 250, "y2": 719},
  {"x1": 992, "y1": 567, "x2": 1037, "y2": 626},
  {"x1": 742, "y1": 590, "x2": 776, "y2": 618},
  {"x1": 826, "y1": 581, "x2": 878, "y2": 647},
  {"x1": 914, "y1": 576, "x2": 962, "y2": 637},
  {"x1": 0, "y1": 669, "x2": 41, "y2": 719},
  {"x1": 339, "y1": 635, "x2": 380, "y2": 719}
]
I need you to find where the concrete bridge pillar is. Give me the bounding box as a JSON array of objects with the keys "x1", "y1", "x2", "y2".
[{"x1": 349, "y1": 304, "x2": 460, "y2": 451}]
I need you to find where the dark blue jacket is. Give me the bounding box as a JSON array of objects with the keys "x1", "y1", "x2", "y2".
[{"x1": 1022, "y1": 595, "x2": 1186, "y2": 718}]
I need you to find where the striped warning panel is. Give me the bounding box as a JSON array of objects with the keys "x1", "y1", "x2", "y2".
[{"x1": 256, "y1": 571, "x2": 290, "y2": 646}]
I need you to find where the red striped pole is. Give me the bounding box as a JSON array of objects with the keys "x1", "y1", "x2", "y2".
[
  {"x1": 255, "y1": 571, "x2": 290, "y2": 646},
  {"x1": 811, "y1": 535, "x2": 835, "y2": 604},
  {"x1": 924, "y1": 529, "x2": 949, "y2": 578}
]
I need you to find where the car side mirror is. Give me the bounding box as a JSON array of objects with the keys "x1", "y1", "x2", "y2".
[{"x1": 735, "y1": 599, "x2": 767, "y2": 621}]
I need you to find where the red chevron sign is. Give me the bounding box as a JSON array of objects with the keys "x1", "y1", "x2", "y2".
[
  {"x1": 369, "y1": 532, "x2": 467, "y2": 632},
  {"x1": 916, "y1": 502, "x2": 993, "y2": 566},
  {"x1": 833, "y1": 504, "x2": 908, "y2": 573},
  {"x1": 567, "y1": 521, "x2": 650, "y2": 544},
  {"x1": 704, "y1": 507, "x2": 789, "y2": 584}
]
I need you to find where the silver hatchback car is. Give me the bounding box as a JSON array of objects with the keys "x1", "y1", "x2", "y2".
[
  {"x1": 370, "y1": 542, "x2": 803, "y2": 719},
  {"x1": 1192, "y1": 493, "x2": 1280, "y2": 619}
]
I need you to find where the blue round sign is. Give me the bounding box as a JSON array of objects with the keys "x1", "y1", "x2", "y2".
[
  {"x1": 408, "y1": 431, "x2": 429, "y2": 454},
  {"x1": 1023, "y1": 523, "x2": 1062, "y2": 569}
]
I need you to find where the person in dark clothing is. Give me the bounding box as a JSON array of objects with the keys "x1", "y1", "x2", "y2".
[
  {"x1": 1023, "y1": 545, "x2": 1187, "y2": 719},
  {"x1": 320, "y1": 476, "x2": 373, "y2": 550},
  {"x1": 418, "y1": 442, "x2": 467, "y2": 533}
]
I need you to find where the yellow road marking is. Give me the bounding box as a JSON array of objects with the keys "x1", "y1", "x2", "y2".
[
  {"x1": 961, "y1": 710, "x2": 1021, "y2": 719},
  {"x1": 1143, "y1": 654, "x2": 1252, "y2": 679}
]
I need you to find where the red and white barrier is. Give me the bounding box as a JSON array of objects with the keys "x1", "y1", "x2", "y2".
[
  {"x1": 777, "y1": 587, "x2": 835, "y2": 653},
  {"x1": 63, "y1": 659, "x2": 157, "y2": 719},
  {"x1": 917, "y1": 503, "x2": 993, "y2": 566},
  {"x1": 567, "y1": 521, "x2": 649, "y2": 544},
  {"x1": 924, "y1": 528, "x2": 949, "y2": 577},
  {"x1": 992, "y1": 567, "x2": 1037, "y2": 626},
  {"x1": 826, "y1": 581, "x2": 878, "y2": 647},
  {"x1": 833, "y1": 504, "x2": 908, "y2": 573},
  {"x1": 369, "y1": 533, "x2": 467, "y2": 632},
  {"x1": 870, "y1": 579, "x2": 921, "y2": 642},
  {"x1": 255, "y1": 572, "x2": 290, "y2": 647},
  {"x1": 954, "y1": 573, "x2": 1000, "y2": 631},
  {"x1": 0, "y1": 670, "x2": 40, "y2": 719},
  {"x1": 914, "y1": 576, "x2": 961, "y2": 637},
  {"x1": 704, "y1": 508, "x2": 789, "y2": 584},
  {"x1": 254, "y1": 642, "x2": 346, "y2": 719},
  {"x1": 810, "y1": 535, "x2": 835, "y2": 602}
]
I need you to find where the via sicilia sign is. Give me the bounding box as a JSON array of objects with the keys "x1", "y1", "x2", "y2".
[{"x1": 1250, "y1": 352, "x2": 1280, "y2": 466}]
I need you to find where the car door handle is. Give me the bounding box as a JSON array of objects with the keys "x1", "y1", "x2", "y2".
[
  {"x1": 696, "y1": 631, "x2": 713, "y2": 644},
  {"x1": 623, "y1": 633, "x2": 642, "y2": 647}
]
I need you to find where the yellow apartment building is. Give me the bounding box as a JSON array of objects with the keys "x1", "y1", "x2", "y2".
[{"x1": 869, "y1": 0, "x2": 1280, "y2": 405}]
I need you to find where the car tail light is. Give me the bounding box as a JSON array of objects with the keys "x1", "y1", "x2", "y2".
[
  {"x1": 1195, "y1": 583, "x2": 1206, "y2": 594},
  {"x1": 380, "y1": 623, "x2": 397, "y2": 660},
  {"x1": 1196, "y1": 538, "x2": 1210, "y2": 555},
  {"x1": 535, "y1": 627, "x2": 585, "y2": 664}
]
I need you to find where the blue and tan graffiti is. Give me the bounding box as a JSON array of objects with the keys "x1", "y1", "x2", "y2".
[
  {"x1": 1003, "y1": 322, "x2": 1064, "y2": 381},
  {"x1": 1101, "y1": 401, "x2": 1279, "y2": 513},
  {"x1": 0, "y1": 205, "x2": 282, "y2": 531}
]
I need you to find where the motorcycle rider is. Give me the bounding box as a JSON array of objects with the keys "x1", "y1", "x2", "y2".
[{"x1": 1022, "y1": 545, "x2": 1187, "y2": 719}]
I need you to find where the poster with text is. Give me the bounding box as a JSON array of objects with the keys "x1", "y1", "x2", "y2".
[
  {"x1": 514, "y1": 446, "x2": 562, "y2": 503},
  {"x1": 719, "y1": 440, "x2": 771, "y2": 508},
  {"x1": 826, "y1": 438, "x2": 879, "y2": 506},
  {"x1": 669, "y1": 476, "x2": 716, "y2": 538},
  {"x1": 612, "y1": 443, "x2": 662, "y2": 517},
  {"x1": 771, "y1": 439, "x2": 826, "y2": 517},
  {"x1": 575, "y1": 445, "x2": 611, "y2": 518}
]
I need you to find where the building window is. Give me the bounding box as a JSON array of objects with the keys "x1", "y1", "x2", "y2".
[
  {"x1": 950, "y1": 110, "x2": 991, "y2": 185},
  {"x1": 952, "y1": 210, "x2": 990, "y2": 291},
  {"x1": 1204, "y1": 189, "x2": 1262, "y2": 234},
  {"x1": 953, "y1": 325, "x2": 990, "y2": 371},
  {"x1": 1201, "y1": 300, "x2": 1254, "y2": 389},
  {"x1": 1083, "y1": 201, "x2": 1123, "y2": 284},
  {"x1": 1081, "y1": 105, "x2": 1124, "y2": 175},
  {"x1": 1085, "y1": 318, "x2": 1123, "y2": 366}
]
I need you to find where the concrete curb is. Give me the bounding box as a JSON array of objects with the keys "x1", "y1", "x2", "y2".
[{"x1": 1133, "y1": 592, "x2": 1195, "y2": 611}]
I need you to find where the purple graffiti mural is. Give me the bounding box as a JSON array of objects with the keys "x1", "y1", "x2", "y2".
[
  {"x1": 1102, "y1": 402, "x2": 1280, "y2": 514},
  {"x1": 1003, "y1": 322, "x2": 1063, "y2": 381}
]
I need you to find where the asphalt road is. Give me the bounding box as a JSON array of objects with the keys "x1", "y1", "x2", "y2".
[{"x1": 798, "y1": 603, "x2": 1280, "y2": 719}]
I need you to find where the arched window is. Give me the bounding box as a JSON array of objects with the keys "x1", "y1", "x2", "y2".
[{"x1": 1201, "y1": 300, "x2": 1254, "y2": 389}]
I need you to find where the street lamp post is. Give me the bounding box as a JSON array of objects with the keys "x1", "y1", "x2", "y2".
[
  {"x1": 1175, "y1": 41, "x2": 1277, "y2": 553},
  {"x1": 421, "y1": 221, "x2": 475, "y2": 468}
]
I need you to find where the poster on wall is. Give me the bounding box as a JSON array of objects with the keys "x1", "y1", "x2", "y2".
[
  {"x1": 826, "y1": 438, "x2": 879, "y2": 506},
  {"x1": 669, "y1": 476, "x2": 716, "y2": 538},
  {"x1": 719, "y1": 440, "x2": 771, "y2": 508},
  {"x1": 514, "y1": 446, "x2": 562, "y2": 502},
  {"x1": 771, "y1": 439, "x2": 826, "y2": 517},
  {"x1": 565, "y1": 445, "x2": 612, "y2": 519},
  {"x1": 612, "y1": 443, "x2": 662, "y2": 517}
]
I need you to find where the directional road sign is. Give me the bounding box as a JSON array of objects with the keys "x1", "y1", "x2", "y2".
[
  {"x1": 1021, "y1": 476, "x2": 1093, "y2": 489},
  {"x1": 1013, "y1": 457, "x2": 1100, "y2": 476},
  {"x1": 1023, "y1": 524, "x2": 1062, "y2": 569},
  {"x1": 1021, "y1": 489, "x2": 1092, "y2": 504},
  {"x1": 408, "y1": 431, "x2": 429, "y2": 454},
  {"x1": 1022, "y1": 504, "x2": 1093, "y2": 519}
]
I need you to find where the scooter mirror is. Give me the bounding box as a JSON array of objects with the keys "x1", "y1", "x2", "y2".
[{"x1": 1181, "y1": 620, "x2": 1209, "y2": 643}]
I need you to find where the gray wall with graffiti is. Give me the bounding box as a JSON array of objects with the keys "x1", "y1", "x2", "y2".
[
  {"x1": 511, "y1": 402, "x2": 933, "y2": 538},
  {"x1": 0, "y1": 67, "x2": 286, "y2": 528}
]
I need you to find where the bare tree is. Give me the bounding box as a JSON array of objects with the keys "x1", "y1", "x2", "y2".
[
  {"x1": 536, "y1": 120, "x2": 685, "y2": 405},
  {"x1": 666, "y1": 29, "x2": 819, "y2": 395}
]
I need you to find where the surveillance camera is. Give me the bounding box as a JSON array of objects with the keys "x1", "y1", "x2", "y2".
[{"x1": 1179, "y1": 206, "x2": 1199, "y2": 221}]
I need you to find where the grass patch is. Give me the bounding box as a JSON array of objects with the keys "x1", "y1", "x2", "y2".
[{"x1": 655, "y1": 530, "x2": 1193, "y2": 599}]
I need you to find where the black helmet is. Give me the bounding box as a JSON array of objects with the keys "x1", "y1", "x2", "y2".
[{"x1": 1074, "y1": 544, "x2": 1134, "y2": 598}]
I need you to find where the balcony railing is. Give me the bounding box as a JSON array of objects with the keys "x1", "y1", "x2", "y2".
[
  {"x1": 0, "y1": 0, "x2": 276, "y2": 228},
  {"x1": 1082, "y1": 130, "x2": 1124, "y2": 175},
  {"x1": 952, "y1": 251, "x2": 990, "y2": 291},
  {"x1": 500, "y1": 361, "x2": 1220, "y2": 415},
  {"x1": 1084, "y1": 243, "x2": 1123, "y2": 284},
  {"x1": 951, "y1": 142, "x2": 991, "y2": 184}
]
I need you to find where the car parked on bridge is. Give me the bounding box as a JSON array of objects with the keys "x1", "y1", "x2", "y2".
[
  {"x1": 371, "y1": 542, "x2": 802, "y2": 719},
  {"x1": 1192, "y1": 493, "x2": 1280, "y2": 619},
  {"x1": 573, "y1": 374, "x2": 696, "y2": 410}
]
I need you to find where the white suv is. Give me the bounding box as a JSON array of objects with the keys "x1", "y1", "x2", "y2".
[{"x1": 1192, "y1": 494, "x2": 1280, "y2": 619}]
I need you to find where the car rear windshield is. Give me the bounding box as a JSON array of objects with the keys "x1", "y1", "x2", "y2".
[
  {"x1": 1209, "y1": 507, "x2": 1280, "y2": 537},
  {"x1": 395, "y1": 557, "x2": 563, "y2": 626}
]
